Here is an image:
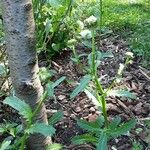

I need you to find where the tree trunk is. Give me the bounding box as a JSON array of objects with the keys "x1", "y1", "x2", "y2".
[{"x1": 1, "y1": 0, "x2": 51, "y2": 149}]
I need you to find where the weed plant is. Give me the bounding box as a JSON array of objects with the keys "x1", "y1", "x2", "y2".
[
  {"x1": 0, "y1": 76, "x2": 65, "y2": 149},
  {"x1": 70, "y1": 13, "x2": 137, "y2": 149}
]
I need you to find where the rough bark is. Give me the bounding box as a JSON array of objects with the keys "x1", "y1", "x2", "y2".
[{"x1": 1, "y1": 0, "x2": 51, "y2": 149}]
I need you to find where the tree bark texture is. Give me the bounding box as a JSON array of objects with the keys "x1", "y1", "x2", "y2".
[{"x1": 1, "y1": 0, "x2": 51, "y2": 149}]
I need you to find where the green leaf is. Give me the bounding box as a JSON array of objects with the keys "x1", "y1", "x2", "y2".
[
  {"x1": 70, "y1": 75, "x2": 91, "y2": 99},
  {"x1": 0, "y1": 140, "x2": 11, "y2": 150},
  {"x1": 107, "y1": 90, "x2": 137, "y2": 99},
  {"x1": 46, "y1": 82, "x2": 55, "y2": 98},
  {"x1": 109, "y1": 116, "x2": 121, "y2": 129},
  {"x1": 84, "y1": 89, "x2": 101, "y2": 107},
  {"x1": 39, "y1": 67, "x2": 52, "y2": 82},
  {"x1": 77, "y1": 119, "x2": 101, "y2": 132},
  {"x1": 48, "y1": 0, "x2": 62, "y2": 8},
  {"x1": 49, "y1": 111, "x2": 63, "y2": 125},
  {"x1": 97, "y1": 51, "x2": 114, "y2": 60},
  {"x1": 109, "y1": 119, "x2": 136, "y2": 138},
  {"x1": 26, "y1": 123, "x2": 56, "y2": 136},
  {"x1": 95, "y1": 116, "x2": 105, "y2": 128},
  {"x1": 46, "y1": 143, "x2": 62, "y2": 150},
  {"x1": 0, "y1": 127, "x2": 5, "y2": 133},
  {"x1": 3, "y1": 97, "x2": 32, "y2": 122},
  {"x1": 52, "y1": 76, "x2": 66, "y2": 88},
  {"x1": 72, "y1": 134, "x2": 97, "y2": 144},
  {"x1": 96, "y1": 132, "x2": 107, "y2": 150},
  {"x1": 0, "y1": 64, "x2": 6, "y2": 77}
]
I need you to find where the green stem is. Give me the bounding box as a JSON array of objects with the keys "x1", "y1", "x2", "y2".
[
  {"x1": 99, "y1": 0, "x2": 103, "y2": 30},
  {"x1": 95, "y1": 78, "x2": 108, "y2": 128},
  {"x1": 91, "y1": 28, "x2": 108, "y2": 128},
  {"x1": 92, "y1": 30, "x2": 96, "y2": 76}
]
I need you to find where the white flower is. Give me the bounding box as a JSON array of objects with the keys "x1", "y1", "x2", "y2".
[
  {"x1": 125, "y1": 52, "x2": 134, "y2": 58},
  {"x1": 77, "y1": 20, "x2": 84, "y2": 30},
  {"x1": 84, "y1": 15, "x2": 97, "y2": 26},
  {"x1": 118, "y1": 63, "x2": 125, "y2": 75},
  {"x1": 80, "y1": 29, "x2": 92, "y2": 39}
]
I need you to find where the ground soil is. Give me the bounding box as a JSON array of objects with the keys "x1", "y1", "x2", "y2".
[{"x1": 0, "y1": 33, "x2": 150, "y2": 150}]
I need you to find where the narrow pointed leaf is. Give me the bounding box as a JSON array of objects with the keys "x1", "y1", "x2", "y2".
[
  {"x1": 46, "y1": 82, "x2": 55, "y2": 98},
  {"x1": 108, "y1": 90, "x2": 137, "y2": 99},
  {"x1": 96, "y1": 132, "x2": 107, "y2": 150},
  {"x1": 77, "y1": 119, "x2": 101, "y2": 132},
  {"x1": 110, "y1": 119, "x2": 136, "y2": 138},
  {"x1": 70, "y1": 75, "x2": 91, "y2": 99},
  {"x1": 3, "y1": 97, "x2": 32, "y2": 122},
  {"x1": 26, "y1": 123, "x2": 55, "y2": 136},
  {"x1": 72, "y1": 134, "x2": 97, "y2": 144},
  {"x1": 109, "y1": 116, "x2": 121, "y2": 129},
  {"x1": 84, "y1": 89, "x2": 101, "y2": 107},
  {"x1": 52, "y1": 76, "x2": 66, "y2": 88},
  {"x1": 49, "y1": 111, "x2": 63, "y2": 125}
]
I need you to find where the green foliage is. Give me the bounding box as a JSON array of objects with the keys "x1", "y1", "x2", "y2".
[
  {"x1": 0, "y1": 140, "x2": 11, "y2": 150},
  {"x1": 2, "y1": 95, "x2": 63, "y2": 149},
  {"x1": 46, "y1": 143, "x2": 63, "y2": 150},
  {"x1": 0, "y1": 64, "x2": 6, "y2": 77},
  {"x1": 107, "y1": 89, "x2": 137, "y2": 99},
  {"x1": 71, "y1": 16, "x2": 137, "y2": 148},
  {"x1": 72, "y1": 134, "x2": 97, "y2": 145},
  {"x1": 96, "y1": 132, "x2": 107, "y2": 150},
  {"x1": 70, "y1": 75, "x2": 91, "y2": 99},
  {"x1": 49, "y1": 111, "x2": 63, "y2": 125},
  {"x1": 52, "y1": 76, "x2": 66, "y2": 88},
  {"x1": 33, "y1": 0, "x2": 75, "y2": 57},
  {"x1": 26, "y1": 123, "x2": 55, "y2": 136},
  {"x1": 3, "y1": 97, "x2": 33, "y2": 122},
  {"x1": 46, "y1": 76, "x2": 66, "y2": 98},
  {"x1": 72, "y1": 117, "x2": 136, "y2": 150}
]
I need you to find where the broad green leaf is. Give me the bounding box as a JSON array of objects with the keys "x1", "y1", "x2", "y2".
[
  {"x1": 107, "y1": 90, "x2": 137, "y2": 99},
  {"x1": 26, "y1": 123, "x2": 55, "y2": 136},
  {"x1": 109, "y1": 119, "x2": 136, "y2": 138},
  {"x1": 49, "y1": 111, "x2": 63, "y2": 125},
  {"x1": 96, "y1": 132, "x2": 107, "y2": 150},
  {"x1": 0, "y1": 140, "x2": 11, "y2": 150},
  {"x1": 3, "y1": 97, "x2": 32, "y2": 122},
  {"x1": 46, "y1": 82, "x2": 54, "y2": 98},
  {"x1": 46, "y1": 143, "x2": 62, "y2": 150},
  {"x1": 77, "y1": 119, "x2": 101, "y2": 132},
  {"x1": 52, "y1": 76, "x2": 66, "y2": 88},
  {"x1": 109, "y1": 116, "x2": 121, "y2": 129},
  {"x1": 70, "y1": 75, "x2": 91, "y2": 99},
  {"x1": 72, "y1": 134, "x2": 97, "y2": 144}
]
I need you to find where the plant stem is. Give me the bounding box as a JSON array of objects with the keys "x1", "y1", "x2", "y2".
[
  {"x1": 99, "y1": 0, "x2": 103, "y2": 30},
  {"x1": 91, "y1": 29, "x2": 108, "y2": 128},
  {"x1": 92, "y1": 30, "x2": 96, "y2": 76}
]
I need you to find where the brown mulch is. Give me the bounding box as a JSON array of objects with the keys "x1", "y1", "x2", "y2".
[
  {"x1": 0, "y1": 34, "x2": 150, "y2": 149},
  {"x1": 46, "y1": 35, "x2": 150, "y2": 149}
]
